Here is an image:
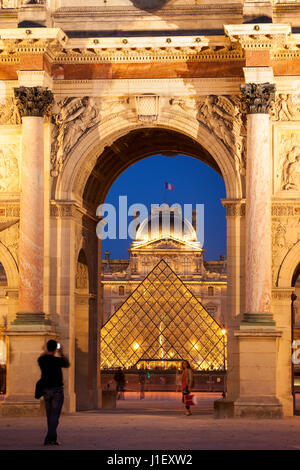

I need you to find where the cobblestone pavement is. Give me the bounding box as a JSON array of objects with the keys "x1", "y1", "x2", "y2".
[{"x1": 1, "y1": 393, "x2": 300, "y2": 450}]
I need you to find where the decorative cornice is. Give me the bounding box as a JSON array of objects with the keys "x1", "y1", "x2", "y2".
[
  {"x1": 14, "y1": 86, "x2": 53, "y2": 117},
  {"x1": 224, "y1": 23, "x2": 291, "y2": 52},
  {"x1": 240, "y1": 82, "x2": 276, "y2": 114},
  {"x1": 2, "y1": 26, "x2": 300, "y2": 65}
]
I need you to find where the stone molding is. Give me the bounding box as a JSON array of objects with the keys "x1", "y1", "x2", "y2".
[
  {"x1": 272, "y1": 288, "x2": 295, "y2": 300},
  {"x1": 14, "y1": 86, "x2": 53, "y2": 117},
  {"x1": 50, "y1": 203, "x2": 76, "y2": 218},
  {"x1": 240, "y1": 82, "x2": 276, "y2": 114},
  {"x1": 222, "y1": 200, "x2": 246, "y2": 217}
]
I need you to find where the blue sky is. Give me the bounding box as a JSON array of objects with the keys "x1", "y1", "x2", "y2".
[{"x1": 101, "y1": 154, "x2": 226, "y2": 261}]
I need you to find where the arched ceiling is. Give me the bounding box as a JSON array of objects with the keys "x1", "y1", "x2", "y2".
[{"x1": 83, "y1": 127, "x2": 222, "y2": 210}]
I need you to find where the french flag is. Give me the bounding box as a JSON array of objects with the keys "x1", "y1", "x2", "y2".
[{"x1": 165, "y1": 182, "x2": 174, "y2": 191}]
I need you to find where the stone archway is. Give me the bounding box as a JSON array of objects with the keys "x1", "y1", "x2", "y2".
[
  {"x1": 53, "y1": 110, "x2": 244, "y2": 204},
  {"x1": 50, "y1": 111, "x2": 245, "y2": 412},
  {"x1": 278, "y1": 241, "x2": 300, "y2": 289},
  {"x1": 0, "y1": 243, "x2": 19, "y2": 399}
]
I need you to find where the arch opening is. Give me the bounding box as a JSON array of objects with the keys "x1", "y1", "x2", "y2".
[{"x1": 82, "y1": 127, "x2": 224, "y2": 210}]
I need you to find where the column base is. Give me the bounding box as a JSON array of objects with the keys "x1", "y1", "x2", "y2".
[
  {"x1": 10, "y1": 312, "x2": 52, "y2": 332},
  {"x1": 241, "y1": 312, "x2": 276, "y2": 327},
  {"x1": 234, "y1": 396, "x2": 283, "y2": 419},
  {"x1": 214, "y1": 397, "x2": 283, "y2": 419},
  {"x1": 0, "y1": 396, "x2": 45, "y2": 417}
]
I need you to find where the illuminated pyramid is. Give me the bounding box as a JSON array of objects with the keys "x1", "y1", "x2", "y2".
[{"x1": 100, "y1": 259, "x2": 226, "y2": 370}]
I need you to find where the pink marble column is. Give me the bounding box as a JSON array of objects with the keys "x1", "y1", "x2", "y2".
[
  {"x1": 19, "y1": 116, "x2": 45, "y2": 313},
  {"x1": 14, "y1": 87, "x2": 53, "y2": 317},
  {"x1": 241, "y1": 82, "x2": 275, "y2": 324}
]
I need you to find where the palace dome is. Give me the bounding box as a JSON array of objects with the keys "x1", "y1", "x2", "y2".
[{"x1": 135, "y1": 204, "x2": 198, "y2": 244}]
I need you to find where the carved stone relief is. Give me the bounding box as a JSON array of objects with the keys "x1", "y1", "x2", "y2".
[
  {"x1": 272, "y1": 94, "x2": 300, "y2": 121},
  {"x1": 0, "y1": 98, "x2": 21, "y2": 125},
  {"x1": 0, "y1": 221, "x2": 19, "y2": 266},
  {"x1": 276, "y1": 129, "x2": 300, "y2": 192},
  {"x1": 51, "y1": 96, "x2": 101, "y2": 177},
  {"x1": 135, "y1": 95, "x2": 159, "y2": 122},
  {"x1": 272, "y1": 216, "x2": 300, "y2": 284},
  {"x1": 196, "y1": 95, "x2": 246, "y2": 176},
  {"x1": 76, "y1": 262, "x2": 89, "y2": 289},
  {"x1": 0, "y1": 143, "x2": 20, "y2": 192}
]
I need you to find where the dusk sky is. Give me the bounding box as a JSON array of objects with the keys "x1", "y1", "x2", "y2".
[{"x1": 101, "y1": 154, "x2": 227, "y2": 261}]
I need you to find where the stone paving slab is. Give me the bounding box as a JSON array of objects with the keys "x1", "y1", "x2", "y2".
[{"x1": 1, "y1": 394, "x2": 300, "y2": 450}]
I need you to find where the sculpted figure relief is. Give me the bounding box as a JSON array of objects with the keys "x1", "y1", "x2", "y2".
[
  {"x1": 285, "y1": 155, "x2": 300, "y2": 190},
  {"x1": 76, "y1": 262, "x2": 89, "y2": 289},
  {"x1": 51, "y1": 97, "x2": 101, "y2": 177},
  {"x1": 279, "y1": 135, "x2": 300, "y2": 190},
  {"x1": 197, "y1": 95, "x2": 246, "y2": 175},
  {"x1": 273, "y1": 94, "x2": 300, "y2": 121},
  {"x1": 0, "y1": 98, "x2": 21, "y2": 125},
  {"x1": 0, "y1": 145, "x2": 19, "y2": 192}
]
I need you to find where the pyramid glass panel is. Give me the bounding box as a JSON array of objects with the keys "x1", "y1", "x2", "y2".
[{"x1": 100, "y1": 260, "x2": 227, "y2": 371}]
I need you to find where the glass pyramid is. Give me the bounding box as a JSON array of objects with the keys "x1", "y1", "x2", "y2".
[{"x1": 100, "y1": 259, "x2": 226, "y2": 371}]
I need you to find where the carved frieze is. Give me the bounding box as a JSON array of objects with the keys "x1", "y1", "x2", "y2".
[
  {"x1": 14, "y1": 86, "x2": 53, "y2": 118},
  {"x1": 240, "y1": 82, "x2": 276, "y2": 114},
  {"x1": 50, "y1": 96, "x2": 101, "y2": 177}
]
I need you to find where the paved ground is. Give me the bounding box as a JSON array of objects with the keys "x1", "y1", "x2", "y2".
[{"x1": 1, "y1": 393, "x2": 300, "y2": 450}]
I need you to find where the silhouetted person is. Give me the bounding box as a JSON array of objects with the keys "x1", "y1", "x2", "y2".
[
  {"x1": 138, "y1": 367, "x2": 146, "y2": 399},
  {"x1": 38, "y1": 340, "x2": 70, "y2": 445},
  {"x1": 181, "y1": 360, "x2": 194, "y2": 416},
  {"x1": 114, "y1": 367, "x2": 125, "y2": 400}
]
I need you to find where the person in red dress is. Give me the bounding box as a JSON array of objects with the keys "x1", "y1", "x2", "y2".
[{"x1": 181, "y1": 360, "x2": 194, "y2": 416}]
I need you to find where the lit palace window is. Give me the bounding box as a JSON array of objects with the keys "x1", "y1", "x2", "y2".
[{"x1": 119, "y1": 286, "x2": 125, "y2": 296}]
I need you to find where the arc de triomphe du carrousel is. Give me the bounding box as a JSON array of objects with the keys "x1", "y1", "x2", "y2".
[{"x1": 0, "y1": 0, "x2": 299, "y2": 418}]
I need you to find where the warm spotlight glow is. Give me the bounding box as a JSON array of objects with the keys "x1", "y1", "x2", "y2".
[
  {"x1": 221, "y1": 329, "x2": 227, "y2": 335},
  {"x1": 133, "y1": 342, "x2": 140, "y2": 350}
]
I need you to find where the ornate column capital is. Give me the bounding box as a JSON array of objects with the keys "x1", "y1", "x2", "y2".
[
  {"x1": 240, "y1": 82, "x2": 276, "y2": 114},
  {"x1": 14, "y1": 86, "x2": 53, "y2": 118}
]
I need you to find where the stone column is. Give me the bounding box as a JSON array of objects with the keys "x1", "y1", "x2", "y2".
[
  {"x1": 15, "y1": 86, "x2": 53, "y2": 319},
  {"x1": 232, "y1": 83, "x2": 283, "y2": 418},
  {"x1": 241, "y1": 82, "x2": 276, "y2": 325},
  {"x1": 0, "y1": 87, "x2": 54, "y2": 416}
]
